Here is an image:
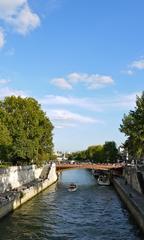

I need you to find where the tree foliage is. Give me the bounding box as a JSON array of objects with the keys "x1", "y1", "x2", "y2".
[
  {"x1": 0, "y1": 96, "x2": 53, "y2": 165},
  {"x1": 0, "y1": 121, "x2": 12, "y2": 161},
  {"x1": 86, "y1": 145, "x2": 104, "y2": 162},
  {"x1": 103, "y1": 141, "x2": 118, "y2": 162},
  {"x1": 120, "y1": 92, "x2": 144, "y2": 160},
  {"x1": 68, "y1": 141, "x2": 118, "y2": 163}
]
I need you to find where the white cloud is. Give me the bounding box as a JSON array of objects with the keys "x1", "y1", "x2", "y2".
[
  {"x1": 0, "y1": 0, "x2": 26, "y2": 16},
  {"x1": 68, "y1": 72, "x2": 87, "y2": 83},
  {"x1": 0, "y1": 87, "x2": 27, "y2": 99},
  {"x1": 0, "y1": 28, "x2": 5, "y2": 48},
  {"x1": 50, "y1": 72, "x2": 114, "y2": 90},
  {"x1": 0, "y1": 79, "x2": 10, "y2": 84},
  {"x1": 51, "y1": 78, "x2": 72, "y2": 90},
  {"x1": 8, "y1": 4, "x2": 40, "y2": 35},
  {"x1": 68, "y1": 73, "x2": 114, "y2": 87},
  {"x1": 0, "y1": 0, "x2": 40, "y2": 35},
  {"x1": 39, "y1": 92, "x2": 141, "y2": 129},
  {"x1": 127, "y1": 70, "x2": 134, "y2": 75},
  {"x1": 87, "y1": 74, "x2": 114, "y2": 89},
  {"x1": 40, "y1": 95, "x2": 71, "y2": 105},
  {"x1": 5, "y1": 48, "x2": 15, "y2": 56},
  {"x1": 131, "y1": 59, "x2": 144, "y2": 70},
  {"x1": 121, "y1": 69, "x2": 134, "y2": 76},
  {"x1": 40, "y1": 92, "x2": 140, "y2": 115},
  {"x1": 96, "y1": 92, "x2": 141, "y2": 109},
  {"x1": 55, "y1": 123, "x2": 77, "y2": 129},
  {"x1": 123, "y1": 57, "x2": 144, "y2": 75},
  {"x1": 46, "y1": 109, "x2": 97, "y2": 124},
  {"x1": 40, "y1": 95, "x2": 101, "y2": 111},
  {"x1": 54, "y1": 125, "x2": 64, "y2": 129},
  {"x1": 116, "y1": 92, "x2": 141, "y2": 108}
]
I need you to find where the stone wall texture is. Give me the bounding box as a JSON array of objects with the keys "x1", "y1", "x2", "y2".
[
  {"x1": 123, "y1": 167, "x2": 142, "y2": 193},
  {"x1": 0, "y1": 163, "x2": 58, "y2": 219},
  {"x1": 0, "y1": 164, "x2": 50, "y2": 193}
]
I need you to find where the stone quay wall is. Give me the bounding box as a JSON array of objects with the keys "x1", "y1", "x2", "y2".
[
  {"x1": 112, "y1": 177, "x2": 144, "y2": 234},
  {"x1": 0, "y1": 163, "x2": 58, "y2": 219},
  {"x1": 123, "y1": 166, "x2": 144, "y2": 194},
  {"x1": 0, "y1": 164, "x2": 51, "y2": 193},
  {"x1": 123, "y1": 167, "x2": 141, "y2": 193}
]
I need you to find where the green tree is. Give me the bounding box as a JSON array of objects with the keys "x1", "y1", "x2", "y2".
[
  {"x1": 67, "y1": 150, "x2": 87, "y2": 162},
  {"x1": 0, "y1": 121, "x2": 12, "y2": 161},
  {"x1": 86, "y1": 145, "x2": 104, "y2": 162},
  {"x1": 120, "y1": 92, "x2": 144, "y2": 160},
  {"x1": 0, "y1": 96, "x2": 53, "y2": 165},
  {"x1": 0, "y1": 121, "x2": 12, "y2": 146},
  {"x1": 103, "y1": 141, "x2": 118, "y2": 162}
]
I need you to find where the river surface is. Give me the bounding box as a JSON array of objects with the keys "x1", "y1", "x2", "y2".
[{"x1": 0, "y1": 169, "x2": 143, "y2": 240}]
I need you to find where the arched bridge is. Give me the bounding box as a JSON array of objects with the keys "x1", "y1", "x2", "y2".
[{"x1": 56, "y1": 162, "x2": 125, "y2": 171}]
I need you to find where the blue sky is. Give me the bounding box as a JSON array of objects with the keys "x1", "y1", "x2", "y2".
[{"x1": 0, "y1": 0, "x2": 144, "y2": 152}]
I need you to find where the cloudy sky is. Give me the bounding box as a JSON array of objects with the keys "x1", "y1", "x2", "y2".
[{"x1": 0, "y1": 0, "x2": 144, "y2": 152}]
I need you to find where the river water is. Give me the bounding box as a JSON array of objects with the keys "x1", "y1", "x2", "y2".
[{"x1": 0, "y1": 169, "x2": 143, "y2": 240}]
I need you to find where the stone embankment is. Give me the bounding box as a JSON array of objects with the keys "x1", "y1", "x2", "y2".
[
  {"x1": 123, "y1": 166, "x2": 144, "y2": 194},
  {"x1": 0, "y1": 163, "x2": 57, "y2": 219},
  {"x1": 112, "y1": 176, "x2": 144, "y2": 234}
]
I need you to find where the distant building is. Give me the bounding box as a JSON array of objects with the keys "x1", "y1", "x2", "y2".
[
  {"x1": 54, "y1": 151, "x2": 68, "y2": 162},
  {"x1": 70, "y1": 160, "x2": 75, "y2": 164}
]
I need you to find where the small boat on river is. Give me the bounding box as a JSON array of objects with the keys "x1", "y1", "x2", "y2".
[
  {"x1": 97, "y1": 175, "x2": 110, "y2": 186},
  {"x1": 68, "y1": 183, "x2": 77, "y2": 192}
]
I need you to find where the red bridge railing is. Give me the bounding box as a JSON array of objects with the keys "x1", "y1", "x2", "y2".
[{"x1": 56, "y1": 163, "x2": 125, "y2": 171}]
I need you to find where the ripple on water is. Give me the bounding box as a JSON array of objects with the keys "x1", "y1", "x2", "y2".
[{"x1": 0, "y1": 169, "x2": 143, "y2": 240}]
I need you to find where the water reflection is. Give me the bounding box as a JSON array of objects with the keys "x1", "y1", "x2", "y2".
[{"x1": 0, "y1": 169, "x2": 143, "y2": 240}]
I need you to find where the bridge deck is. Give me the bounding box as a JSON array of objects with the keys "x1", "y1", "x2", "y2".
[{"x1": 56, "y1": 163, "x2": 124, "y2": 171}]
